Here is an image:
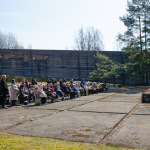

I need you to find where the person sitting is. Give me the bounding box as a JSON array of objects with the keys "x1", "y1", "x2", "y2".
[
  {"x1": 60, "y1": 82, "x2": 66, "y2": 94},
  {"x1": 51, "y1": 78, "x2": 57, "y2": 86},
  {"x1": 18, "y1": 85, "x2": 25, "y2": 105},
  {"x1": 44, "y1": 85, "x2": 56, "y2": 103},
  {"x1": 28, "y1": 84, "x2": 35, "y2": 103},
  {"x1": 88, "y1": 83, "x2": 92, "y2": 94},
  {"x1": 93, "y1": 82, "x2": 99, "y2": 93},
  {"x1": 96, "y1": 82, "x2": 102, "y2": 93},
  {"x1": 102, "y1": 81, "x2": 108, "y2": 92},
  {"x1": 49, "y1": 86, "x2": 57, "y2": 103},
  {"x1": 77, "y1": 83, "x2": 84, "y2": 96},
  {"x1": 67, "y1": 84, "x2": 75, "y2": 99},
  {"x1": 70, "y1": 79, "x2": 74, "y2": 88},
  {"x1": 39, "y1": 84, "x2": 47, "y2": 105},
  {"x1": 63, "y1": 78, "x2": 66, "y2": 83},
  {"x1": 83, "y1": 83, "x2": 88, "y2": 96},
  {"x1": 59, "y1": 79, "x2": 63, "y2": 86},
  {"x1": 34, "y1": 85, "x2": 41, "y2": 105},
  {"x1": 32, "y1": 78, "x2": 37, "y2": 85},
  {"x1": 61, "y1": 83, "x2": 75, "y2": 99},
  {"x1": 25, "y1": 79, "x2": 29, "y2": 88},
  {"x1": 47, "y1": 79, "x2": 51, "y2": 86},
  {"x1": 91, "y1": 82, "x2": 97, "y2": 94},
  {"x1": 72, "y1": 84, "x2": 80, "y2": 97},
  {"x1": 53, "y1": 83, "x2": 64, "y2": 101},
  {"x1": 23, "y1": 83, "x2": 29, "y2": 103}
]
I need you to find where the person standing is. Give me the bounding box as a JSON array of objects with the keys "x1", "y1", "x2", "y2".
[
  {"x1": 81, "y1": 79, "x2": 85, "y2": 86},
  {"x1": 10, "y1": 79, "x2": 19, "y2": 106},
  {"x1": 0, "y1": 75, "x2": 9, "y2": 108}
]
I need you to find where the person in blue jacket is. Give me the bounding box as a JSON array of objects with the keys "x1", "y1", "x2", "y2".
[
  {"x1": 53, "y1": 83, "x2": 64, "y2": 100},
  {"x1": 81, "y1": 79, "x2": 85, "y2": 86}
]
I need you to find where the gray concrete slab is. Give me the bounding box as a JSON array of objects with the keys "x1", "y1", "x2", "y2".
[
  {"x1": 132, "y1": 104, "x2": 150, "y2": 115},
  {"x1": 104, "y1": 94, "x2": 140, "y2": 103},
  {"x1": 106, "y1": 103, "x2": 150, "y2": 150},
  {"x1": 4, "y1": 92, "x2": 138, "y2": 144},
  {"x1": 5, "y1": 110, "x2": 125, "y2": 144},
  {"x1": 0, "y1": 107, "x2": 57, "y2": 131},
  {"x1": 25, "y1": 93, "x2": 115, "y2": 111},
  {"x1": 107, "y1": 114, "x2": 150, "y2": 150},
  {"x1": 70, "y1": 101, "x2": 138, "y2": 114}
]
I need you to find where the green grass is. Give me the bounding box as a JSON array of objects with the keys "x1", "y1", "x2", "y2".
[{"x1": 0, "y1": 132, "x2": 141, "y2": 150}]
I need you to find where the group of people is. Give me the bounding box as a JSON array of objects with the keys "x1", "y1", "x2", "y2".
[{"x1": 0, "y1": 75, "x2": 107, "y2": 109}]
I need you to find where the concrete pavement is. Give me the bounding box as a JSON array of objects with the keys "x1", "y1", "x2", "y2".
[{"x1": 0, "y1": 87, "x2": 150, "y2": 149}]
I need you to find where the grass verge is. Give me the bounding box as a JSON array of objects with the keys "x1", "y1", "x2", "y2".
[{"x1": 0, "y1": 132, "x2": 140, "y2": 150}]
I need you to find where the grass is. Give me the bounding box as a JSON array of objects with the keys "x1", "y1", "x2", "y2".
[{"x1": 0, "y1": 132, "x2": 141, "y2": 150}]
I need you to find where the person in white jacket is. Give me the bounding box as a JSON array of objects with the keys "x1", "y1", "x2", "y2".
[
  {"x1": 10, "y1": 79, "x2": 19, "y2": 106},
  {"x1": 39, "y1": 84, "x2": 47, "y2": 105}
]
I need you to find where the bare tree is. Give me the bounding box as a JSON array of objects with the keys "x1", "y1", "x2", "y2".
[
  {"x1": 0, "y1": 31, "x2": 24, "y2": 49},
  {"x1": 74, "y1": 26, "x2": 104, "y2": 51},
  {"x1": 0, "y1": 31, "x2": 6, "y2": 49}
]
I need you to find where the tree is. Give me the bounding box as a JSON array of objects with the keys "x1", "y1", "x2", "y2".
[
  {"x1": 117, "y1": 0, "x2": 150, "y2": 85},
  {"x1": 89, "y1": 52, "x2": 126, "y2": 84},
  {"x1": 74, "y1": 26, "x2": 104, "y2": 51},
  {"x1": 0, "y1": 31, "x2": 24, "y2": 49}
]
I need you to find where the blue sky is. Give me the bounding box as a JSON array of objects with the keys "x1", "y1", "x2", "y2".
[{"x1": 0, "y1": 0, "x2": 127, "y2": 50}]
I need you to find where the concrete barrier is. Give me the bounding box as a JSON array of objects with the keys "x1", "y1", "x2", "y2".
[{"x1": 142, "y1": 89, "x2": 150, "y2": 103}]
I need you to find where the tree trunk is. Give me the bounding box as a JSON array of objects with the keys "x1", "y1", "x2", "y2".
[{"x1": 139, "y1": 16, "x2": 145, "y2": 85}]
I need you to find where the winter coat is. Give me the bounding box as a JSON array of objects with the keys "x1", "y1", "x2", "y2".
[
  {"x1": 39, "y1": 88, "x2": 46, "y2": 98},
  {"x1": 0, "y1": 79, "x2": 9, "y2": 95},
  {"x1": 10, "y1": 83, "x2": 18, "y2": 100},
  {"x1": 81, "y1": 81, "x2": 85, "y2": 86},
  {"x1": 72, "y1": 86, "x2": 78, "y2": 92}
]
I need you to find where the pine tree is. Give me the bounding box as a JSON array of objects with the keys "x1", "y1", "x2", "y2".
[
  {"x1": 89, "y1": 52, "x2": 126, "y2": 84},
  {"x1": 118, "y1": 0, "x2": 150, "y2": 85}
]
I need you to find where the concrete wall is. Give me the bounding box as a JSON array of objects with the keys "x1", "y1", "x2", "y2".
[
  {"x1": 1, "y1": 49, "x2": 148, "y2": 85},
  {"x1": 0, "y1": 49, "x2": 129, "y2": 81}
]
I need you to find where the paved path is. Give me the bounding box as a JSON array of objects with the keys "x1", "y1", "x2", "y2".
[{"x1": 0, "y1": 87, "x2": 150, "y2": 149}]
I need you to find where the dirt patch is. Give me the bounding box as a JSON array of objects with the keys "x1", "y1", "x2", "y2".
[
  {"x1": 63, "y1": 131, "x2": 91, "y2": 138},
  {"x1": 80, "y1": 129, "x2": 92, "y2": 132},
  {"x1": 143, "y1": 104, "x2": 150, "y2": 108},
  {"x1": 95, "y1": 131, "x2": 107, "y2": 135}
]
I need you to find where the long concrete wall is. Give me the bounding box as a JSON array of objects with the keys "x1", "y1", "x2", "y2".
[{"x1": 0, "y1": 49, "x2": 129, "y2": 81}]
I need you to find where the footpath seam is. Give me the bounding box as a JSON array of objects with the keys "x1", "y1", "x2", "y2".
[{"x1": 98, "y1": 100, "x2": 141, "y2": 145}]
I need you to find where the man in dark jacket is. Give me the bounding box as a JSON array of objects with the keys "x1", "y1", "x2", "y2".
[
  {"x1": 0, "y1": 75, "x2": 9, "y2": 108},
  {"x1": 61, "y1": 83, "x2": 75, "y2": 99}
]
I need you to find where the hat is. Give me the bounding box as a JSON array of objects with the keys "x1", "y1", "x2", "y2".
[{"x1": 11, "y1": 79, "x2": 15, "y2": 83}]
